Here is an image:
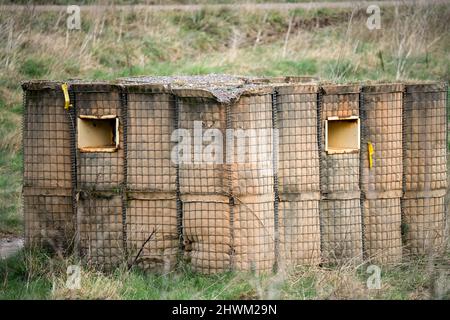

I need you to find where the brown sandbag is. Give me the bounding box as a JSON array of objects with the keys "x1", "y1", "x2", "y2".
[
  {"x1": 178, "y1": 96, "x2": 227, "y2": 195},
  {"x1": 23, "y1": 187, "x2": 73, "y2": 252},
  {"x1": 363, "y1": 197, "x2": 402, "y2": 264},
  {"x1": 320, "y1": 198, "x2": 363, "y2": 264},
  {"x1": 182, "y1": 195, "x2": 231, "y2": 274},
  {"x1": 402, "y1": 192, "x2": 446, "y2": 255},
  {"x1": 127, "y1": 92, "x2": 177, "y2": 192},
  {"x1": 403, "y1": 83, "x2": 447, "y2": 191},
  {"x1": 73, "y1": 85, "x2": 124, "y2": 190},
  {"x1": 77, "y1": 192, "x2": 124, "y2": 270},
  {"x1": 277, "y1": 85, "x2": 320, "y2": 193},
  {"x1": 279, "y1": 193, "x2": 321, "y2": 267},
  {"x1": 230, "y1": 94, "x2": 274, "y2": 196},
  {"x1": 233, "y1": 194, "x2": 275, "y2": 273},
  {"x1": 126, "y1": 193, "x2": 178, "y2": 273},
  {"x1": 23, "y1": 89, "x2": 72, "y2": 189},
  {"x1": 361, "y1": 84, "x2": 403, "y2": 193}
]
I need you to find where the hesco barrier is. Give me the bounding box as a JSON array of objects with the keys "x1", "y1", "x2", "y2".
[
  {"x1": 402, "y1": 83, "x2": 448, "y2": 255},
  {"x1": 21, "y1": 76, "x2": 448, "y2": 273}
]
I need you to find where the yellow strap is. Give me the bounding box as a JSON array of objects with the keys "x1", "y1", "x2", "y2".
[
  {"x1": 61, "y1": 83, "x2": 71, "y2": 110},
  {"x1": 368, "y1": 142, "x2": 374, "y2": 169}
]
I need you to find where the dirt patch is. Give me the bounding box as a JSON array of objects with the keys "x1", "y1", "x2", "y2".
[{"x1": 0, "y1": 237, "x2": 24, "y2": 260}]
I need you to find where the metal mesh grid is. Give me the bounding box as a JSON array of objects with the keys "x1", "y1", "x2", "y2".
[
  {"x1": 75, "y1": 90, "x2": 124, "y2": 190},
  {"x1": 126, "y1": 194, "x2": 178, "y2": 272},
  {"x1": 23, "y1": 90, "x2": 72, "y2": 189},
  {"x1": 23, "y1": 188, "x2": 73, "y2": 252},
  {"x1": 361, "y1": 86, "x2": 403, "y2": 193},
  {"x1": 360, "y1": 85, "x2": 404, "y2": 264},
  {"x1": 178, "y1": 97, "x2": 226, "y2": 195},
  {"x1": 319, "y1": 86, "x2": 363, "y2": 264},
  {"x1": 230, "y1": 94, "x2": 274, "y2": 196},
  {"x1": 403, "y1": 83, "x2": 447, "y2": 255},
  {"x1": 403, "y1": 195, "x2": 446, "y2": 255},
  {"x1": 182, "y1": 195, "x2": 231, "y2": 274},
  {"x1": 320, "y1": 198, "x2": 363, "y2": 264},
  {"x1": 277, "y1": 86, "x2": 320, "y2": 193},
  {"x1": 403, "y1": 85, "x2": 447, "y2": 191},
  {"x1": 279, "y1": 196, "x2": 321, "y2": 266},
  {"x1": 234, "y1": 194, "x2": 275, "y2": 273},
  {"x1": 127, "y1": 93, "x2": 176, "y2": 192},
  {"x1": 363, "y1": 198, "x2": 402, "y2": 264},
  {"x1": 77, "y1": 191, "x2": 124, "y2": 269},
  {"x1": 276, "y1": 85, "x2": 321, "y2": 268}
]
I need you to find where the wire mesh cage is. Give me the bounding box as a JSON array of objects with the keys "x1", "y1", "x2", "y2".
[{"x1": 20, "y1": 77, "x2": 448, "y2": 273}]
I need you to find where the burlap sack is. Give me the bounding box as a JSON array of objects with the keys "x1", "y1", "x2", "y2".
[
  {"x1": 233, "y1": 194, "x2": 275, "y2": 273},
  {"x1": 74, "y1": 85, "x2": 124, "y2": 190},
  {"x1": 77, "y1": 191, "x2": 124, "y2": 269},
  {"x1": 363, "y1": 197, "x2": 402, "y2": 264},
  {"x1": 361, "y1": 84, "x2": 403, "y2": 193},
  {"x1": 279, "y1": 193, "x2": 321, "y2": 268},
  {"x1": 23, "y1": 187, "x2": 73, "y2": 252},
  {"x1": 320, "y1": 198, "x2": 363, "y2": 264},
  {"x1": 277, "y1": 85, "x2": 320, "y2": 193},
  {"x1": 126, "y1": 192, "x2": 178, "y2": 273},
  {"x1": 403, "y1": 191, "x2": 446, "y2": 255},
  {"x1": 127, "y1": 92, "x2": 176, "y2": 192},
  {"x1": 182, "y1": 194, "x2": 231, "y2": 274},
  {"x1": 403, "y1": 83, "x2": 447, "y2": 191},
  {"x1": 23, "y1": 88, "x2": 72, "y2": 189}
]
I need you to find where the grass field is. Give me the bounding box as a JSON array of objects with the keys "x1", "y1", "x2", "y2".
[{"x1": 0, "y1": 2, "x2": 449, "y2": 299}]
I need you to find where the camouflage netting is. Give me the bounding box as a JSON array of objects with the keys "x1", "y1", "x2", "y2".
[{"x1": 21, "y1": 76, "x2": 448, "y2": 273}]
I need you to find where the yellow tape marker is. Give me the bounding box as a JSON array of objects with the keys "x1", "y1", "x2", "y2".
[
  {"x1": 61, "y1": 83, "x2": 71, "y2": 110},
  {"x1": 368, "y1": 142, "x2": 374, "y2": 169}
]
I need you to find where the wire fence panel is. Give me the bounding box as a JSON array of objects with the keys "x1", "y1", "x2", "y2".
[
  {"x1": 77, "y1": 191, "x2": 124, "y2": 270},
  {"x1": 126, "y1": 193, "x2": 178, "y2": 272},
  {"x1": 363, "y1": 198, "x2": 402, "y2": 264},
  {"x1": 402, "y1": 193, "x2": 446, "y2": 255},
  {"x1": 279, "y1": 195, "x2": 321, "y2": 267},
  {"x1": 360, "y1": 84, "x2": 403, "y2": 264},
  {"x1": 182, "y1": 195, "x2": 231, "y2": 274},
  {"x1": 178, "y1": 96, "x2": 227, "y2": 195},
  {"x1": 404, "y1": 84, "x2": 447, "y2": 192},
  {"x1": 23, "y1": 187, "x2": 73, "y2": 252},
  {"x1": 234, "y1": 194, "x2": 275, "y2": 273},
  {"x1": 230, "y1": 94, "x2": 274, "y2": 196},
  {"x1": 277, "y1": 85, "x2": 320, "y2": 194},
  {"x1": 403, "y1": 83, "x2": 448, "y2": 255},
  {"x1": 23, "y1": 88, "x2": 72, "y2": 189},
  {"x1": 74, "y1": 85, "x2": 124, "y2": 191},
  {"x1": 276, "y1": 84, "x2": 321, "y2": 268},
  {"x1": 320, "y1": 85, "x2": 363, "y2": 264},
  {"x1": 127, "y1": 92, "x2": 176, "y2": 192}
]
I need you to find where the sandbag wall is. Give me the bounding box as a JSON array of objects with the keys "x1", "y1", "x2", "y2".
[
  {"x1": 175, "y1": 90, "x2": 231, "y2": 274},
  {"x1": 21, "y1": 78, "x2": 448, "y2": 273},
  {"x1": 125, "y1": 85, "x2": 178, "y2": 273},
  {"x1": 403, "y1": 83, "x2": 448, "y2": 255},
  {"x1": 72, "y1": 84, "x2": 125, "y2": 269},
  {"x1": 319, "y1": 85, "x2": 364, "y2": 264},
  {"x1": 22, "y1": 82, "x2": 74, "y2": 253},
  {"x1": 231, "y1": 91, "x2": 276, "y2": 273},
  {"x1": 276, "y1": 84, "x2": 321, "y2": 268},
  {"x1": 360, "y1": 84, "x2": 403, "y2": 264}
]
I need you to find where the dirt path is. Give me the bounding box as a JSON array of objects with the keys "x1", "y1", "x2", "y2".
[
  {"x1": 0, "y1": 0, "x2": 449, "y2": 12},
  {"x1": 0, "y1": 237, "x2": 23, "y2": 260}
]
